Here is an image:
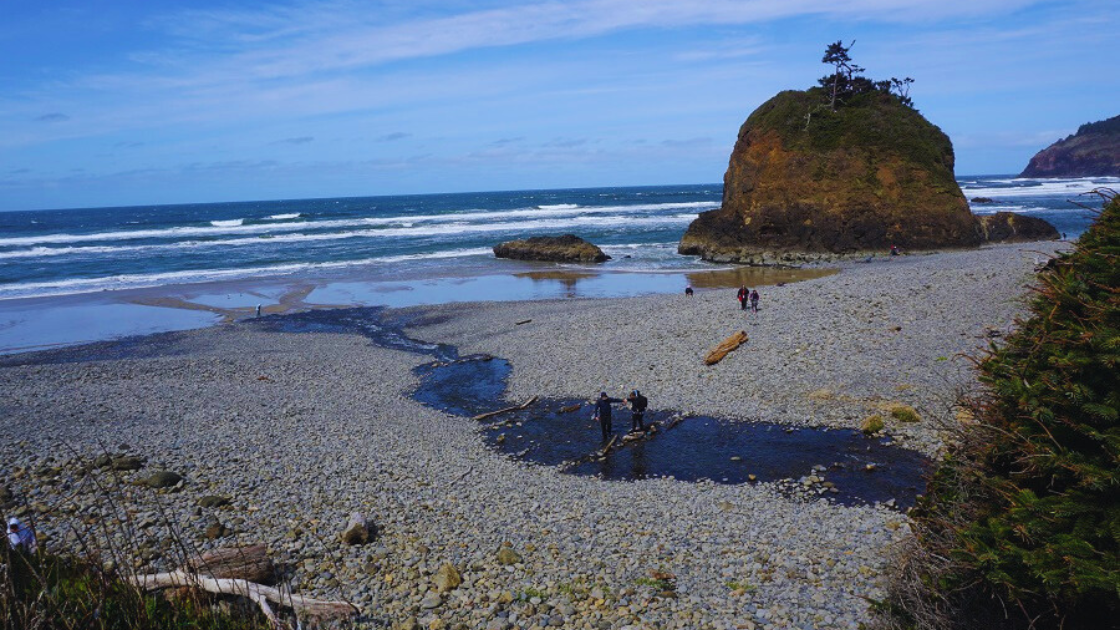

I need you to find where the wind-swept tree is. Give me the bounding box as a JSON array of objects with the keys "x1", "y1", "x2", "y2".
[{"x1": 821, "y1": 40, "x2": 856, "y2": 110}]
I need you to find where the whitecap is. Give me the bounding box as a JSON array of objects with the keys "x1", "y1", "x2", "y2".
[
  {"x1": 210, "y1": 219, "x2": 244, "y2": 227},
  {"x1": 267, "y1": 213, "x2": 302, "y2": 220}
]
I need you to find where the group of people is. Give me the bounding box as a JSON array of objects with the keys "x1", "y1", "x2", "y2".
[
  {"x1": 736, "y1": 286, "x2": 760, "y2": 312},
  {"x1": 593, "y1": 390, "x2": 648, "y2": 441}
]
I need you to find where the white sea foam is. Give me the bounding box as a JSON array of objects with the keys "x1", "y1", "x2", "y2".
[
  {"x1": 210, "y1": 219, "x2": 244, "y2": 227},
  {"x1": 0, "y1": 215, "x2": 695, "y2": 261},
  {"x1": 963, "y1": 177, "x2": 1119, "y2": 199},
  {"x1": 0, "y1": 247, "x2": 495, "y2": 300},
  {"x1": 267, "y1": 213, "x2": 302, "y2": 220},
  {"x1": 0, "y1": 202, "x2": 715, "y2": 248},
  {"x1": 537, "y1": 204, "x2": 580, "y2": 210}
]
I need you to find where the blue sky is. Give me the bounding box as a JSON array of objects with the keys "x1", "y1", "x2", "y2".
[{"x1": 1, "y1": 0, "x2": 1115, "y2": 211}]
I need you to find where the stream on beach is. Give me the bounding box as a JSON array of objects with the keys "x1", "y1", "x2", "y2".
[{"x1": 254, "y1": 307, "x2": 931, "y2": 510}]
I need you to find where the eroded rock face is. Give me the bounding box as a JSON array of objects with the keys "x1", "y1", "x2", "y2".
[
  {"x1": 679, "y1": 89, "x2": 981, "y2": 263},
  {"x1": 1020, "y1": 114, "x2": 1120, "y2": 178},
  {"x1": 493, "y1": 234, "x2": 611, "y2": 263},
  {"x1": 978, "y1": 212, "x2": 1060, "y2": 243}
]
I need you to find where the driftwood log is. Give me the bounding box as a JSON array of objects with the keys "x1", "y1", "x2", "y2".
[
  {"x1": 471, "y1": 396, "x2": 538, "y2": 421},
  {"x1": 129, "y1": 570, "x2": 358, "y2": 629},
  {"x1": 704, "y1": 331, "x2": 748, "y2": 365},
  {"x1": 185, "y1": 543, "x2": 275, "y2": 584}
]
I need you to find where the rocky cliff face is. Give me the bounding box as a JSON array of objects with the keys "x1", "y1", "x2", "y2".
[
  {"x1": 1020, "y1": 115, "x2": 1120, "y2": 178},
  {"x1": 679, "y1": 89, "x2": 982, "y2": 263}
]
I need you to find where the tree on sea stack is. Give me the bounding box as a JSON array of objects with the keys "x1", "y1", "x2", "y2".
[{"x1": 882, "y1": 193, "x2": 1119, "y2": 630}]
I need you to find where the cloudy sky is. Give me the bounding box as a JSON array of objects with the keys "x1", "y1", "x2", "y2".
[{"x1": 1, "y1": 0, "x2": 1115, "y2": 211}]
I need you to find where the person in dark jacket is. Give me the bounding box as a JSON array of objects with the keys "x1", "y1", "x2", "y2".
[
  {"x1": 593, "y1": 392, "x2": 623, "y2": 440},
  {"x1": 736, "y1": 286, "x2": 748, "y2": 310},
  {"x1": 750, "y1": 289, "x2": 760, "y2": 313},
  {"x1": 626, "y1": 390, "x2": 649, "y2": 432}
]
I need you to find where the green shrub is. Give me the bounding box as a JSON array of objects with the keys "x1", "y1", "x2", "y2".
[
  {"x1": 885, "y1": 195, "x2": 1120, "y2": 629},
  {"x1": 888, "y1": 404, "x2": 920, "y2": 424}
]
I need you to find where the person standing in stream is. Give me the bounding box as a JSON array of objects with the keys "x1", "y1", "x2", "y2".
[
  {"x1": 626, "y1": 390, "x2": 649, "y2": 432},
  {"x1": 593, "y1": 391, "x2": 623, "y2": 441}
]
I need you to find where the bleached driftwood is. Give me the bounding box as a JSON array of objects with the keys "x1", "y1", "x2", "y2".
[
  {"x1": 130, "y1": 570, "x2": 358, "y2": 629},
  {"x1": 471, "y1": 396, "x2": 538, "y2": 421},
  {"x1": 704, "y1": 331, "x2": 748, "y2": 365}
]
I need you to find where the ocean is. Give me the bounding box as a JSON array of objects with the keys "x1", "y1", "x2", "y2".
[
  {"x1": 1, "y1": 176, "x2": 1113, "y2": 302},
  {"x1": 0, "y1": 176, "x2": 1113, "y2": 353}
]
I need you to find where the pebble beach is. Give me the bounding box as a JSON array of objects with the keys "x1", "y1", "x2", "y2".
[{"x1": 0, "y1": 241, "x2": 1062, "y2": 630}]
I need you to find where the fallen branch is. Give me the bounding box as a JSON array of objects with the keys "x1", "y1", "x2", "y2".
[
  {"x1": 129, "y1": 570, "x2": 358, "y2": 628},
  {"x1": 704, "y1": 331, "x2": 748, "y2": 365},
  {"x1": 471, "y1": 396, "x2": 538, "y2": 421},
  {"x1": 515, "y1": 319, "x2": 533, "y2": 325},
  {"x1": 601, "y1": 435, "x2": 619, "y2": 456}
]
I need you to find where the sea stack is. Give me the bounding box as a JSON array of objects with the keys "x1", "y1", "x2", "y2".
[
  {"x1": 493, "y1": 234, "x2": 611, "y2": 263},
  {"x1": 1020, "y1": 114, "x2": 1120, "y2": 177},
  {"x1": 679, "y1": 89, "x2": 982, "y2": 263}
]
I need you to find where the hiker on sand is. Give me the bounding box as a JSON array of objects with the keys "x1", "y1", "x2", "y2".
[
  {"x1": 750, "y1": 289, "x2": 760, "y2": 313},
  {"x1": 685, "y1": 285, "x2": 694, "y2": 297},
  {"x1": 626, "y1": 390, "x2": 649, "y2": 432},
  {"x1": 7, "y1": 517, "x2": 36, "y2": 553},
  {"x1": 890, "y1": 244, "x2": 900, "y2": 256},
  {"x1": 737, "y1": 286, "x2": 748, "y2": 310},
  {"x1": 593, "y1": 392, "x2": 623, "y2": 441}
]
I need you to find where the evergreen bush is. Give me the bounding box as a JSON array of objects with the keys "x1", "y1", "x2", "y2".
[{"x1": 884, "y1": 194, "x2": 1119, "y2": 629}]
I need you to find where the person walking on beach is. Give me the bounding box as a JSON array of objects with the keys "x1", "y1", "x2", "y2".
[
  {"x1": 750, "y1": 289, "x2": 760, "y2": 313},
  {"x1": 737, "y1": 286, "x2": 748, "y2": 310},
  {"x1": 626, "y1": 390, "x2": 649, "y2": 432},
  {"x1": 685, "y1": 285, "x2": 693, "y2": 297},
  {"x1": 593, "y1": 392, "x2": 623, "y2": 441}
]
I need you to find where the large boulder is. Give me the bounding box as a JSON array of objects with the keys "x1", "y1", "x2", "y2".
[
  {"x1": 1020, "y1": 114, "x2": 1120, "y2": 178},
  {"x1": 679, "y1": 89, "x2": 982, "y2": 263},
  {"x1": 494, "y1": 235, "x2": 611, "y2": 263},
  {"x1": 978, "y1": 212, "x2": 1060, "y2": 243}
]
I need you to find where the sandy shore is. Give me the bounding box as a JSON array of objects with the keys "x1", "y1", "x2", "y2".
[{"x1": 0, "y1": 242, "x2": 1060, "y2": 630}]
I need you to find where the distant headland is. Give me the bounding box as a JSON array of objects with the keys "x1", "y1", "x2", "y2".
[{"x1": 1020, "y1": 114, "x2": 1120, "y2": 178}]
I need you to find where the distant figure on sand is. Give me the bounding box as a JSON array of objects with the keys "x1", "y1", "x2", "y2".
[
  {"x1": 626, "y1": 390, "x2": 649, "y2": 432},
  {"x1": 737, "y1": 286, "x2": 748, "y2": 310},
  {"x1": 750, "y1": 289, "x2": 760, "y2": 312},
  {"x1": 890, "y1": 244, "x2": 900, "y2": 256},
  {"x1": 7, "y1": 517, "x2": 36, "y2": 553},
  {"x1": 685, "y1": 285, "x2": 694, "y2": 297},
  {"x1": 593, "y1": 392, "x2": 623, "y2": 441}
]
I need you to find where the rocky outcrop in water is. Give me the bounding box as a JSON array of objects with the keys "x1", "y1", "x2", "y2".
[
  {"x1": 1020, "y1": 114, "x2": 1120, "y2": 177},
  {"x1": 978, "y1": 212, "x2": 1060, "y2": 243},
  {"x1": 679, "y1": 89, "x2": 982, "y2": 263},
  {"x1": 494, "y1": 234, "x2": 610, "y2": 263}
]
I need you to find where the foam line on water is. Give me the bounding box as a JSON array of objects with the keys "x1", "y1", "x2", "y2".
[
  {"x1": 0, "y1": 201, "x2": 717, "y2": 247},
  {"x1": 0, "y1": 216, "x2": 696, "y2": 260}
]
